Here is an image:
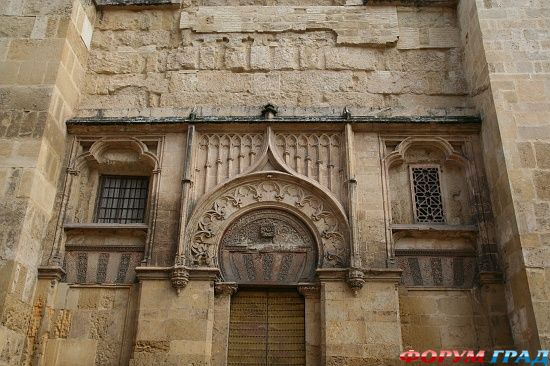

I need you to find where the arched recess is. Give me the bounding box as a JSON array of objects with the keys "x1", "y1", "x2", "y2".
[
  {"x1": 183, "y1": 171, "x2": 351, "y2": 271},
  {"x1": 219, "y1": 207, "x2": 318, "y2": 285},
  {"x1": 50, "y1": 136, "x2": 163, "y2": 280},
  {"x1": 383, "y1": 136, "x2": 473, "y2": 226}
]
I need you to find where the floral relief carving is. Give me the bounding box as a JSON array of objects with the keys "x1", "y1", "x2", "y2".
[{"x1": 186, "y1": 174, "x2": 350, "y2": 269}]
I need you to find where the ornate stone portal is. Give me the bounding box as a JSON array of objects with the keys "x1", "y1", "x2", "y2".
[{"x1": 219, "y1": 209, "x2": 318, "y2": 285}]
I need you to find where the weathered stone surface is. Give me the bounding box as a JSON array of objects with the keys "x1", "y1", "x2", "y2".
[
  {"x1": 180, "y1": 6, "x2": 399, "y2": 46},
  {"x1": 1, "y1": 0, "x2": 548, "y2": 364}
]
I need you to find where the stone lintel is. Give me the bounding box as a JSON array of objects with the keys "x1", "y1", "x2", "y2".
[
  {"x1": 394, "y1": 249, "x2": 476, "y2": 257},
  {"x1": 93, "y1": 0, "x2": 179, "y2": 7},
  {"x1": 136, "y1": 266, "x2": 220, "y2": 281},
  {"x1": 363, "y1": 267, "x2": 403, "y2": 282},
  {"x1": 64, "y1": 223, "x2": 149, "y2": 231},
  {"x1": 135, "y1": 266, "x2": 171, "y2": 280},
  {"x1": 365, "y1": 0, "x2": 457, "y2": 6},
  {"x1": 37, "y1": 266, "x2": 66, "y2": 281},
  {"x1": 189, "y1": 267, "x2": 221, "y2": 281},
  {"x1": 316, "y1": 268, "x2": 348, "y2": 281},
  {"x1": 479, "y1": 271, "x2": 504, "y2": 285},
  {"x1": 391, "y1": 223, "x2": 478, "y2": 232},
  {"x1": 94, "y1": 0, "x2": 454, "y2": 6},
  {"x1": 67, "y1": 115, "x2": 481, "y2": 127},
  {"x1": 316, "y1": 268, "x2": 403, "y2": 282}
]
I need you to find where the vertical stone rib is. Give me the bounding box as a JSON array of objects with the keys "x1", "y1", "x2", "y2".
[
  {"x1": 345, "y1": 124, "x2": 361, "y2": 268},
  {"x1": 175, "y1": 125, "x2": 195, "y2": 265}
]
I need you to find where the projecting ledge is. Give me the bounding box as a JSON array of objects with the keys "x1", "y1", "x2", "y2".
[
  {"x1": 93, "y1": 0, "x2": 179, "y2": 6},
  {"x1": 63, "y1": 223, "x2": 149, "y2": 231},
  {"x1": 391, "y1": 223, "x2": 478, "y2": 233}
]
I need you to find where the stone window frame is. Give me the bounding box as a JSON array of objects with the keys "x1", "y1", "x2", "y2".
[
  {"x1": 408, "y1": 163, "x2": 447, "y2": 224},
  {"x1": 47, "y1": 136, "x2": 163, "y2": 268}
]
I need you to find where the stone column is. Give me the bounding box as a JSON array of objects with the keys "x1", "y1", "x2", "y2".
[
  {"x1": 298, "y1": 283, "x2": 321, "y2": 366},
  {"x1": 212, "y1": 282, "x2": 237, "y2": 366},
  {"x1": 319, "y1": 269, "x2": 403, "y2": 365}
]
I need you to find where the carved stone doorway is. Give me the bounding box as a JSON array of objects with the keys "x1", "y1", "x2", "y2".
[
  {"x1": 227, "y1": 289, "x2": 305, "y2": 366},
  {"x1": 219, "y1": 208, "x2": 318, "y2": 285}
]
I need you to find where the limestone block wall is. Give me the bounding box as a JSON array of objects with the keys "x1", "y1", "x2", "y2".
[
  {"x1": 458, "y1": 0, "x2": 550, "y2": 349},
  {"x1": 0, "y1": 0, "x2": 95, "y2": 364},
  {"x1": 131, "y1": 280, "x2": 214, "y2": 365},
  {"x1": 79, "y1": 3, "x2": 472, "y2": 118},
  {"x1": 322, "y1": 281, "x2": 402, "y2": 365},
  {"x1": 400, "y1": 288, "x2": 513, "y2": 352},
  {"x1": 28, "y1": 283, "x2": 138, "y2": 366}
]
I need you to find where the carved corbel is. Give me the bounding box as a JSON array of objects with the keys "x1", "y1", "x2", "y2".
[
  {"x1": 214, "y1": 282, "x2": 238, "y2": 297},
  {"x1": 171, "y1": 266, "x2": 190, "y2": 295},
  {"x1": 347, "y1": 267, "x2": 366, "y2": 295}
]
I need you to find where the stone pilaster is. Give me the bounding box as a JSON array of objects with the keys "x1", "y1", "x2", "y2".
[{"x1": 212, "y1": 282, "x2": 237, "y2": 366}]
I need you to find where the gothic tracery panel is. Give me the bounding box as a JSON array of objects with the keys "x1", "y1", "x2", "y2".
[
  {"x1": 274, "y1": 132, "x2": 345, "y2": 203},
  {"x1": 194, "y1": 133, "x2": 264, "y2": 196}
]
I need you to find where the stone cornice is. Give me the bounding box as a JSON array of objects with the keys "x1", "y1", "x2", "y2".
[
  {"x1": 135, "y1": 266, "x2": 220, "y2": 281},
  {"x1": 93, "y1": 0, "x2": 455, "y2": 6},
  {"x1": 37, "y1": 266, "x2": 66, "y2": 281},
  {"x1": 93, "y1": 0, "x2": 179, "y2": 7},
  {"x1": 67, "y1": 115, "x2": 481, "y2": 126},
  {"x1": 364, "y1": 0, "x2": 457, "y2": 6}
]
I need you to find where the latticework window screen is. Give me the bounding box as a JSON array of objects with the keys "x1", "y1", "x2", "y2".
[
  {"x1": 95, "y1": 175, "x2": 149, "y2": 223},
  {"x1": 410, "y1": 166, "x2": 445, "y2": 223}
]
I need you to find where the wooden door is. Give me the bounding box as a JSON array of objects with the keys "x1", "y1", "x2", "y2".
[{"x1": 227, "y1": 290, "x2": 305, "y2": 365}]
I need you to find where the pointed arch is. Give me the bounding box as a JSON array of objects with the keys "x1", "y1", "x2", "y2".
[{"x1": 183, "y1": 171, "x2": 351, "y2": 270}]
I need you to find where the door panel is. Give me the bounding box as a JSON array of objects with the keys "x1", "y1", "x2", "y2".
[
  {"x1": 228, "y1": 291, "x2": 268, "y2": 365},
  {"x1": 228, "y1": 290, "x2": 305, "y2": 366}
]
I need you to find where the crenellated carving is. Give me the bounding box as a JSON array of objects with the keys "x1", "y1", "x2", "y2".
[
  {"x1": 194, "y1": 133, "x2": 264, "y2": 197},
  {"x1": 184, "y1": 172, "x2": 350, "y2": 271},
  {"x1": 274, "y1": 133, "x2": 345, "y2": 203}
]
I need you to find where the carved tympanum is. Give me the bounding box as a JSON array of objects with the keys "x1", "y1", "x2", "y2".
[
  {"x1": 220, "y1": 209, "x2": 317, "y2": 285},
  {"x1": 185, "y1": 172, "x2": 350, "y2": 270}
]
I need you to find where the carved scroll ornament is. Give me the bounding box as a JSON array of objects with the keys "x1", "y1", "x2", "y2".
[{"x1": 184, "y1": 172, "x2": 350, "y2": 271}]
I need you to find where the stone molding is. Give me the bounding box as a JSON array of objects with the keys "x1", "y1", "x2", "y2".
[
  {"x1": 297, "y1": 283, "x2": 320, "y2": 298},
  {"x1": 37, "y1": 266, "x2": 66, "y2": 282},
  {"x1": 94, "y1": 0, "x2": 179, "y2": 6},
  {"x1": 66, "y1": 115, "x2": 482, "y2": 127},
  {"x1": 214, "y1": 282, "x2": 238, "y2": 297}
]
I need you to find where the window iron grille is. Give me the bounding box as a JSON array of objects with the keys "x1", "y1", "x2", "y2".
[
  {"x1": 410, "y1": 166, "x2": 445, "y2": 223},
  {"x1": 95, "y1": 175, "x2": 149, "y2": 224}
]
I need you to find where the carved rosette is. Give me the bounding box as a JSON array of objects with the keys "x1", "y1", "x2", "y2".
[
  {"x1": 185, "y1": 173, "x2": 351, "y2": 270},
  {"x1": 347, "y1": 268, "x2": 366, "y2": 295},
  {"x1": 214, "y1": 282, "x2": 238, "y2": 297},
  {"x1": 171, "y1": 266, "x2": 190, "y2": 295}
]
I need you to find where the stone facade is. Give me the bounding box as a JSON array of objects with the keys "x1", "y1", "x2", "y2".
[{"x1": 0, "y1": 0, "x2": 547, "y2": 365}]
